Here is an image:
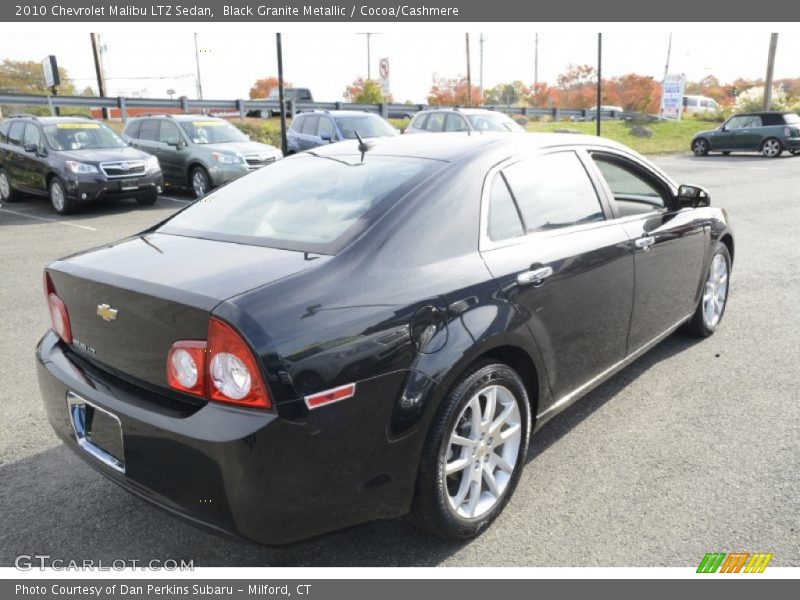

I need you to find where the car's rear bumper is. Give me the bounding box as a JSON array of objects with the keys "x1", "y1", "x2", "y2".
[
  {"x1": 35, "y1": 331, "x2": 417, "y2": 545},
  {"x1": 783, "y1": 137, "x2": 800, "y2": 150},
  {"x1": 65, "y1": 172, "x2": 164, "y2": 202}
]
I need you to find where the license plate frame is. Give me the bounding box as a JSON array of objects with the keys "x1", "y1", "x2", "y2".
[
  {"x1": 119, "y1": 178, "x2": 141, "y2": 191},
  {"x1": 66, "y1": 392, "x2": 125, "y2": 474}
]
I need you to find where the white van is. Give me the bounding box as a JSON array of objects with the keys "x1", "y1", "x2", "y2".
[{"x1": 683, "y1": 95, "x2": 719, "y2": 115}]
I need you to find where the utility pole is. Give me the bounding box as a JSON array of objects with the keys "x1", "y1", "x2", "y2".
[
  {"x1": 479, "y1": 33, "x2": 485, "y2": 105},
  {"x1": 193, "y1": 32, "x2": 204, "y2": 100},
  {"x1": 465, "y1": 33, "x2": 472, "y2": 107},
  {"x1": 596, "y1": 33, "x2": 602, "y2": 137},
  {"x1": 356, "y1": 32, "x2": 379, "y2": 79},
  {"x1": 663, "y1": 33, "x2": 673, "y2": 82},
  {"x1": 763, "y1": 33, "x2": 779, "y2": 111},
  {"x1": 534, "y1": 33, "x2": 539, "y2": 89},
  {"x1": 276, "y1": 33, "x2": 287, "y2": 156},
  {"x1": 90, "y1": 33, "x2": 109, "y2": 119}
]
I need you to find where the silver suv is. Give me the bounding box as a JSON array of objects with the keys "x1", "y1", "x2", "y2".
[{"x1": 405, "y1": 108, "x2": 524, "y2": 134}]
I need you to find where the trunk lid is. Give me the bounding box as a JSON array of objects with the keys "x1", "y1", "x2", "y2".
[{"x1": 47, "y1": 232, "x2": 328, "y2": 390}]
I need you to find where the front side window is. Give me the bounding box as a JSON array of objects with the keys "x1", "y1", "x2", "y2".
[
  {"x1": 783, "y1": 114, "x2": 800, "y2": 125},
  {"x1": 289, "y1": 116, "x2": 304, "y2": 132},
  {"x1": 159, "y1": 155, "x2": 442, "y2": 254},
  {"x1": 317, "y1": 117, "x2": 335, "y2": 139},
  {"x1": 411, "y1": 113, "x2": 428, "y2": 130},
  {"x1": 502, "y1": 152, "x2": 604, "y2": 232},
  {"x1": 23, "y1": 124, "x2": 43, "y2": 150},
  {"x1": 159, "y1": 122, "x2": 182, "y2": 145},
  {"x1": 592, "y1": 155, "x2": 667, "y2": 217},
  {"x1": 179, "y1": 119, "x2": 248, "y2": 144},
  {"x1": 43, "y1": 122, "x2": 126, "y2": 150},
  {"x1": 300, "y1": 115, "x2": 320, "y2": 136},
  {"x1": 445, "y1": 114, "x2": 468, "y2": 132},
  {"x1": 425, "y1": 113, "x2": 446, "y2": 132},
  {"x1": 467, "y1": 113, "x2": 523, "y2": 132},
  {"x1": 726, "y1": 115, "x2": 761, "y2": 129}
]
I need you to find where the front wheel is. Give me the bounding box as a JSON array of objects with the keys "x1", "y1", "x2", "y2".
[
  {"x1": 190, "y1": 166, "x2": 211, "y2": 198},
  {"x1": 0, "y1": 168, "x2": 20, "y2": 202},
  {"x1": 683, "y1": 243, "x2": 731, "y2": 337},
  {"x1": 761, "y1": 137, "x2": 783, "y2": 158},
  {"x1": 411, "y1": 360, "x2": 531, "y2": 540},
  {"x1": 692, "y1": 138, "x2": 710, "y2": 156},
  {"x1": 49, "y1": 177, "x2": 75, "y2": 215}
]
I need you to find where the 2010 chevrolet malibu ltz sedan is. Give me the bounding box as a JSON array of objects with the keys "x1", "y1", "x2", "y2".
[{"x1": 37, "y1": 133, "x2": 734, "y2": 543}]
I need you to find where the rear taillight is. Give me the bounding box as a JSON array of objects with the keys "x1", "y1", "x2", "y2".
[
  {"x1": 167, "y1": 318, "x2": 271, "y2": 410},
  {"x1": 44, "y1": 272, "x2": 72, "y2": 345},
  {"x1": 167, "y1": 340, "x2": 207, "y2": 397}
]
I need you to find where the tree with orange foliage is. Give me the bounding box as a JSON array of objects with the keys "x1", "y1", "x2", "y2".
[
  {"x1": 427, "y1": 74, "x2": 481, "y2": 106},
  {"x1": 249, "y1": 76, "x2": 292, "y2": 99},
  {"x1": 605, "y1": 74, "x2": 661, "y2": 113},
  {"x1": 556, "y1": 64, "x2": 598, "y2": 108}
]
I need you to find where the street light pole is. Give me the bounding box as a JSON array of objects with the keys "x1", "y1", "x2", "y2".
[
  {"x1": 479, "y1": 33, "x2": 485, "y2": 105},
  {"x1": 356, "y1": 32, "x2": 379, "y2": 79},
  {"x1": 465, "y1": 33, "x2": 472, "y2": 107},
  {"x1": 596, "y1": 33, "x2": 602, "y2": 137},
  {"x1": 763, "y1": 33, "x2": 779, "y2": 111},
  {"x1": 276, "y1": 33, "x2": 288, "y2": 156},
  {"x1": 90, "y1": 33, "x2": 109, "y2": 119},
  {"x1": 193, "y1": 32, "x2": 204, "y2": 100}
]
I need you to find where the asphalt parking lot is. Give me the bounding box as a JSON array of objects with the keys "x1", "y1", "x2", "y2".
[{"x1": 0, "y1": 153, "x2": 798, "y2": 567}]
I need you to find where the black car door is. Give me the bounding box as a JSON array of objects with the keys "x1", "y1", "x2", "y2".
[
  {"x1": 479, "y1": 149, "x2": 635, "y2": 403},
  {"x1": 4, "y1": 121, "x2": 26, "y2": 187},
  {"x1": 586, "y1": 151, "x2": 706, "y2": 352},
  {"x1": 17, "y1": 123, "x2": 49, "y2": 193}
]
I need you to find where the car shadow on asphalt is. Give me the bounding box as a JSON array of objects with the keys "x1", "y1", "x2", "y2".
[{"x1": 0, "y1": 334, "x2": 699, "y2": 568}]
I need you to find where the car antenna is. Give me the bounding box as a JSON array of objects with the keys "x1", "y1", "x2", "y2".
[{"x1": 354, "y1": 130, "x2": 370, "y2": 163}]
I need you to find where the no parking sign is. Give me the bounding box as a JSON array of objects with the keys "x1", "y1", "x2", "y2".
[{"x1": 379, "y1": 57, "x2": 390, "y2": 96}]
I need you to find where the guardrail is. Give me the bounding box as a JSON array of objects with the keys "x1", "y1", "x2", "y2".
[{"x1": 0, "y1": 92, "x2": 628, "y2": 122}]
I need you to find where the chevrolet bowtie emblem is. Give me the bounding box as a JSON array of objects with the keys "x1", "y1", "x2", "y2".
[{"x1": 96, "y1": 304, "x2": 118, "y2": 322}]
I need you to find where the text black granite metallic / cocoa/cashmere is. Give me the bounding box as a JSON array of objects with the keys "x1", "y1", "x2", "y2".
[{"x1": 36, "y1": 133, "x2": 734, "y2": 543}]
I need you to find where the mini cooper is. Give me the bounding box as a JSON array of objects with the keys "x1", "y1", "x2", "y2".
[{"x1": 37, "y1": 133, "x2": 733, "y2": 543}]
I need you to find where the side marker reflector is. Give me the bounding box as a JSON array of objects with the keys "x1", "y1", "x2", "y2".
[{"x1": 305, "y1": 383, "x2": 357, "y2": 410}]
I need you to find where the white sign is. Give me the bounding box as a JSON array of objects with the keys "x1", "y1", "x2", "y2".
[
  {"x1": 41, "y1": 55, "x2": 60, "y2": 89},
  {"x1": 379, "y1": 57, "x2": 390, "y2": 96},
  {"x1": 660, "y1": 73, "x2": 686, "y2": 120}
]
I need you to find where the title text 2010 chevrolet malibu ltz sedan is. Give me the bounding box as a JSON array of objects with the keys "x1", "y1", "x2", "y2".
[{"x1": 37, "y1": 133, "x2": 734, "y2": 543}]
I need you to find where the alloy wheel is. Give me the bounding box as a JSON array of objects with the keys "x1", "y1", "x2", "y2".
[
  {"x1": 702, "y1": 253, "x2": 729, "y2": 328},
  {"x1": 443, "y1": 384, "x2": 522, "y2": 519},
  {"x1": 192, "y1": 170, "x2": 208, "y2": 197},
  {"x1": 0, "y1": 171, "x2": 9, "y2": 200},
  {"x1": 762, "y1": 139, "x2": 781, "y2": 158},
  {"x1": 50, "y1": 182, "x2": 65, "y2": 212},
  {"x1": 692, "y1": 139, "x2": 709, "y2": 156}
]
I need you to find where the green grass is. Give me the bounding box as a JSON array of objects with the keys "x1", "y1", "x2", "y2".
[{"x1": 524, "y1": 119, "x2": 715, "y2": 155}]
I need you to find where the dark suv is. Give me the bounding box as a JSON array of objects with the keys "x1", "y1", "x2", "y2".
[
  {"x1": 122, "y1": 114, "x2": 282, "y2": 197},
  {"x1": 287, "y1": 110, "x2": 397, "y2": 153},
  {"x1": 0, "y1": 115, "x2": 163, "y2": 214}
]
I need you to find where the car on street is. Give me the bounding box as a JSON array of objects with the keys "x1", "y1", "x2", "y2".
[
  {"x1": 691, "y1": 111, "x2": 800, "y2": 158},
  {"x1": 405, "y1": 108, "x2": 524, "y2": 135},
  {"x1": 37, "y1": 132, "x2": 733, "y2": 544},
  {"x1": 683, "y1": 95, "x2": 720, "y2": 116},
  {"x1": 286, "y1": 110, "x2": 397, "y2": 153},
  {"x1": 0, "y1": 115, "x2": 163, "y2": 214},
  {"x1": 122, "y1": 114, "x2": 282, "y2": 197},
  {"x1": 248, "y1": 88, "x2": 314, "y2": 118}
]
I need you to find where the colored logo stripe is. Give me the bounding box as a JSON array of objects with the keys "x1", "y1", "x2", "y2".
[{"x1": 697, "y1": 552, "x2": 773, "y2": 573}]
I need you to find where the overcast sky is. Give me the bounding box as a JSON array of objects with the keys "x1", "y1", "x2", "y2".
[{"x1": 1, "y1": 25, "x2": 797, "y2": 103}]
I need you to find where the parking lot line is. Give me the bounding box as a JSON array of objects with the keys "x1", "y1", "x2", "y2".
[
  {"x1": 158, "y1": 196, "x2": 193, "y2": 204},
  {"x1": 0, "y1": 206, "x2": 97, "y2": 231}
]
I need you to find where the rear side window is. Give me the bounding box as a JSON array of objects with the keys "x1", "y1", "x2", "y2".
[
  {"x1": 502, "y1": 152, "x2": 604, "y2": 232},
  {"x1": 301, "y1": 115, "x2": 320, "y2": 135},
  {"x1": 289, "y1": 115, "x2": 304, "y2": 131},
  {"x1": 487, "y1": 173, "x2": 523, "y2": 241},
  {"x1": 138, "y1": 119, "x2": 160, "y2": 141},
  {"x1": 8, "y1": 122, "x2": 25, "y2": 145},
  {"x1": 0, "y1": 121, "x2": 10, "y2": 143},
  {"x1": 411, "y1": 113, "x2": 428, "y2": 130}
]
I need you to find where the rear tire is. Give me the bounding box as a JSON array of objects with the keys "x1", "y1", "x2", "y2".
[
  {"x1": 683, "y1": 243, "x2": 731, "y2": 338},
  {"x1": 692, "y1": 138, "x2": 710, "y2": 156},
  {"x1": 761, "y1": 137, "x2": 783, "y2": 158},
  {"x1": 49, "y1": 177, "x2": 75, "y2": 215},
  {"x1": 410, "y1": 360, "x2": 531, "y2": 540},
  {"x1": 0, "y1": 168, "x2": 19, "y2": 202}
]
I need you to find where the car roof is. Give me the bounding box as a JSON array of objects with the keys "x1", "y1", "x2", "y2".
[
  {"x1": 4, "y1": 115, "x2": 99, "y2": 125},
  {"x1": 732, "y1": 111, "x2": 792, "y2": 117},
  {"x1": 417, "y1": 108, "x2": 508, "y2": 116},
  {"x1": 306, "y1": 131, "x2": 633, "y2": 162},
  {"x1": 301, "y1": 110, "x2": 381, "y2": 118},
  {"x1": 128, "y1": 114, "x2": 225, "y2": 121}
]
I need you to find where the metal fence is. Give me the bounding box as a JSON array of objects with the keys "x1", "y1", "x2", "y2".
[{"x1": 0, "y1": 92, "x2": 627, "y2": 122}]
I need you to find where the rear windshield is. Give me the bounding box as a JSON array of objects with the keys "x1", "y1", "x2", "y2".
[
  {"x1": 335, "y1": 116, "x2": 397, "y2": 139},
  {"x1": 44, "y1": 122, "x2": 125, "y2": 150},
  {"x1": 784, "y1": 114, "x2": 800, "y2": 125},
  {"x1": 158, "y1": 154, "x2": 442, "y2": 254},
  {"x1": 466, "y1": 113, "x2": 523, "y2": 132}
]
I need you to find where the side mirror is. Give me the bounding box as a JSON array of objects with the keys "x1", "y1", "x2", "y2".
[
  {"x1": 23, "y1": 143, "x2": 38, "y2": 153},
  {"x1": 677, "y1": 184, "x2": 711, "y2": 208},
  {"x1": 320, "y1": 133, "x2": 332, "y2": 142}
]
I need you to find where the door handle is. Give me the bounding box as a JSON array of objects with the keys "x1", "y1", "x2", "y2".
[
  {"x1": 634, "y1": 236, "x2": 656, "y2": 251},
  {"x1": 517, "y1": 266, "x2": 553, "y2": 286}
]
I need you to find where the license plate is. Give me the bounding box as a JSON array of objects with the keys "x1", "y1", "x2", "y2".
[
  {"x1": 66, "y1": 392, "x2": 125, "y2": 473},
  {"x1": 119, "y1": 178, "x2": 140, "y2": 191}
]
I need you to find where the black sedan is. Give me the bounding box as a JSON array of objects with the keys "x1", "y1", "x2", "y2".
[{"x1": 37, "y1": 133, "x2": 733, "y2": 543}]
